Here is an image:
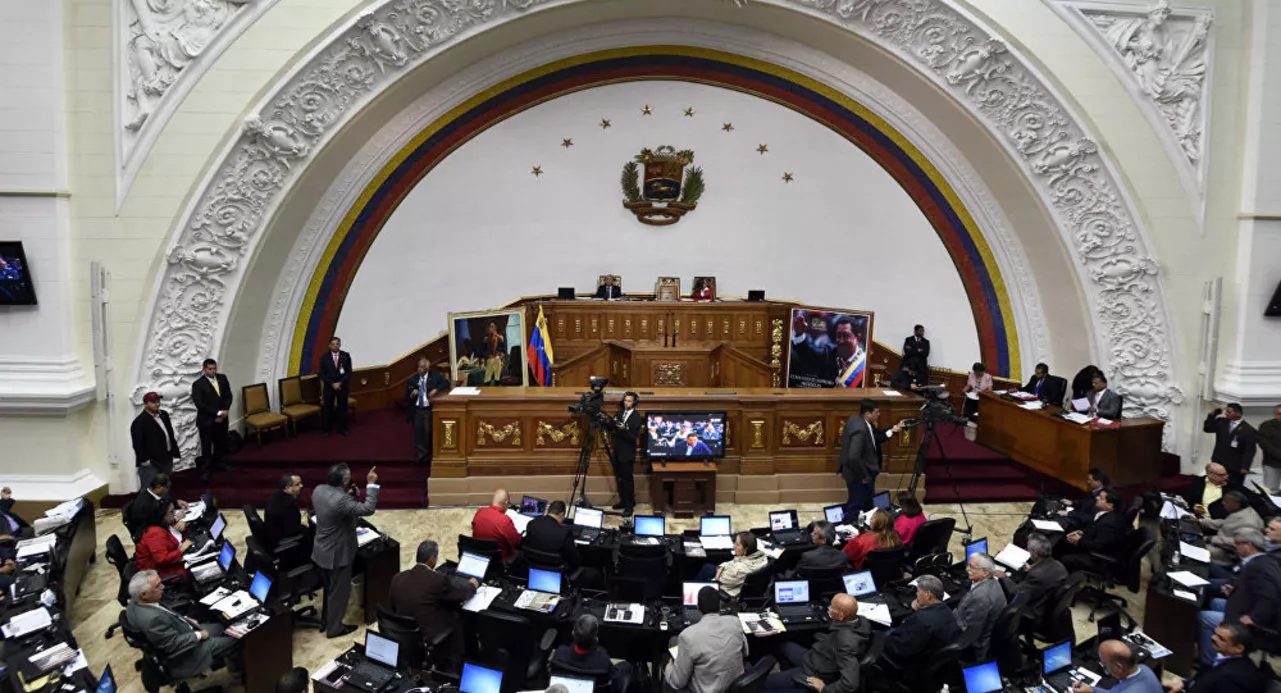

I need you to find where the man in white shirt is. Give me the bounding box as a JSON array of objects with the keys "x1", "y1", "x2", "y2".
[{"x1": 405, "y1": 358, "x2": 450, "y2": 467}]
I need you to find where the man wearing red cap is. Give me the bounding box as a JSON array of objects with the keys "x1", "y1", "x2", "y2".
[{"x1": 131, "y1": 392, "x2": 180, "y2": 491}]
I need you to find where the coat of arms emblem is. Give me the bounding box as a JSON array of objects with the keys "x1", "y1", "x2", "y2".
[{"x1": 621, "y1": 146, "x2": 705, "y2": 226}]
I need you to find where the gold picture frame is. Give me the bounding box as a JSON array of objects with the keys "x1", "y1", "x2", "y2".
[{"x1": 655, "y1": 276, "x2": 680, "y2": 302}]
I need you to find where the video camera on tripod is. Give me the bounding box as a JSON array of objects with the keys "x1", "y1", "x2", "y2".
[
  {"x1": 568, "y1": 376, "x2": 614, "y2": 426},
  {"x1": 899, "y1": 385, "x2": 969, "y2": 430}
]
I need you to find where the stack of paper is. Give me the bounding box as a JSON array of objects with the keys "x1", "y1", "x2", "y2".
[
  {"x1": 1031, "y1": 519, "x2": 1065, "y2": 533},
  {"x1": 462, "y1": 585, "x2": 501, "y2": 613},
  {"x1": 880, "y1": 390, "x2": 903, "y2": 397},
  {"x1": 1019, "y1": 401, "x2": 1045, "y2": 410},
  {"x1": 1159, "y1": 501, "x2": 1194, "y2": 520},
  {"x1": 42, "y1": 499, "x2": 83, "y2": 520},
  {"x1": 1062, "y1": 412, "x2": 1094, "y2": 425},
  {"x1": 356, "y1": 527, "x2": 381, "y2": 547},
  {"x1": 1167, "y1": 570, "x2": 1210, "y2": 588},
  {"x1": 738, "y1": 612, "x2": 785, "y2": 636},
  {"x1": 16, "y1": 535, "x2": 56, "y2": 559},
  {"x1": 505, "y1": 510, "x2": 533, "y2": 535},
  {"x1": 28, "y1": 642, "x2": 75, "y2": 672},
  {"x1": 859, "y1": 602, "x2": 892, "y2": 626},
  {"x1": 212, "y1": 590, "x2": 258, "y2": 620},
  {"x1": 965, "y1": 392, "x2": 980, "y2": 401},
  {"x1": 450, "y1": 387, "x2": 482, "y2": 395},
  {"x1": 32, "y1": 516, "x2": 69, "y2": 536},
  {"x1": 1008, "y1": 392, "x2": 1038, "y2": 401},
  {"x1": 1, "y1": 607, "x2": 52, "y2": 638},
  {"x1": 199, "y1": 587, "x2": 233, "y2": 606},
  {"x1": 1178, "y1": 542, "x2": 1211, "y2": 563},
  {"x1": 994, "y1": 544, "x2": 1031, "y2": 571},
  {"x1": 176, "y1": 502, "x2": 205, "y2": 523}
]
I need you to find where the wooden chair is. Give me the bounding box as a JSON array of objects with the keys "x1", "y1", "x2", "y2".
[
  {"x1": 241, "y1": 383, "x2": 289, "y2": 446},
  {"x1": 278, "y1": 376, "x2": 321, "y2": 435}
]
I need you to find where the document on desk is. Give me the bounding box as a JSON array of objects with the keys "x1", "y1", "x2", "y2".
[
  {"x1": 505, "y1": 509, "x2": 533, "y2": 535},
  {"x1": 1173, "y1": 589, "x2": 1198, "y2": 602},
  {"x1": 177, "y1": 502, "x2": 206, "y2": 522},
  {"x1": 450, "y1": 387, "x2": 482, "y2": 395},
  {"x1": 355, "y1": 526, "x2": 381, "y2": 547},
  {"x1": 738, "y1": 612, "x2": 785, "y2": 636},
  {"x1": 603, "y1": 603, "x2": 645, "y2": 625},
  {"x1": 1167, "y1": 570, "x2": 1210, "y2": 588},
  {"x1": 1070, "y1": 397, "x2": 1090, "y2": 411},
  {"x1": 1019, "y1": 401, "x2": 1045, "y2": 410},
  {"x1": 1, "y1": 606, "x2": 52, "y2": 638},
  {"x1": 965, "y1": 392, "x2": 980, "y2": 401},
  {"x1": 860, "y1": 602, "x2": 892, "y2": 627},
  {"x1": 757, "y1": 540, "x2": 784, "y2": 560},
  {"x1": 213, "y1": 590, "x2": 259, "y2": 620},
  {"x1": 880, "y1": 390, "x2": 902, "y2": 397},
  {"x1": 462, "y1": 585, "x2": 501, "y2": 613},
  {"x1": 1030, "y1": 519, "x2": 1065, "y2": 533},
  {"x1": 44, "y1": 498, "x2": 83, "y2": 520},
  {"x1": 16, "y1": 535, "x2": 56, "y2": 559},
  {"x1": 514, "y1": 590, "x2": 560, "y2": 613},
  {"x1": 683, "y1": 542, "x2": 706, "y2": 558},
  {"x1": 200, "y1": 586, "x2": 233, "y2": 606},
  {"x1": 1178, "y1": 541, "x2": 1211, "y2": 563},
  {"x1": 28, "y1": 642, "x2": 75, "y2": 672},
  {"x1": 1160, "y1": 501, "x2": 1194, "y2": 520},
  {"x1": 1062, "y1": 412, "x2": 1094, "y2": 424},
  {"x1": 994, "y1": 544, "x2": 1031, "y2": 571}
]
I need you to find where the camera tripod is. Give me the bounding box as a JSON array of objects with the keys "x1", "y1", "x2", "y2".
[
  {"x1": 568, "y1": 412, "x2": 621, "y2": 511},
  {"x1": 906, "y1": 419, "x2": 975, "y2": 541}
]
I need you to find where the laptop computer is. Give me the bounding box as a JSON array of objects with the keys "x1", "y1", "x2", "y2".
[
  {"x1": 456, "y1": 551, "x2": 491, "y2": 581},
  {"x1": 699, "y1": 516, "x2": 734, "y2": 550},
  {"x1": 549, "y1": 675, "x2": 594, "y2": 693},
  {"x1": 460, "y1": 661, "x2": 504, "y2": 693},
  {"x1": 520, "y1": 496, "x2": 548, "y2": 517},
  {"x1": 773, "y1": 580, "x2": 815, "y2": 621},
  {"x1": 186, "y1": 514, "x2": 226, "y2": 557},
  {"x1": 962, "y1": 662, "x2": 1003, "y2": 693},
  {"x1": 1040, "y1": 640, "x2": 1077, "y2": 692},
  {"x1": 345, "y1": 631, "x2": 399, "y2": 692},
  {"x1": 572, "y1": 506, "x2": 604, "y2": 542},
  {"x1": 193, "y1": 542, "x2": 234, "y2": 583},
  {"x1": 96, "y1": 665, "x2": 116, "y2": 693},
  {"x1": 682, "y1": 581, "x2": 717, "y2": 623},
  {"x1": 965, "y1": 538, "x2": 989, "y2": 562},
  {"x1": 248, "y1": 571, "x2": 272, "y2": 605},
  {"x1": 634, "y1": 515, "x2": 665, "y2": 539},
  {"x1": 823, "y1": 505, "x2": 846, "y2": 524},
  {"x1": 527, "y1": 568, "x2": 562, "y2": 595},
  {"x1": 769, "y1": 510, "x2": 805, "y2": 545},
  {"x1": 872, "y1": 492, "x2": 892, "y2": 511},
  {"x1": 843, "y1": 570, "x2": 877, "y2": 598}
]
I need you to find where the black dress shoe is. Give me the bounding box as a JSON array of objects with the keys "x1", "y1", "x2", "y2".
[
  {"x1": 622, "y1": 507, "x2": 634, "y2": 516},
  {"x1": 326, "y1": 623, "x2": 357, "y2": 639},
  {"x1": 611, "y1": 504, "x2": 626, "y2": 510}
]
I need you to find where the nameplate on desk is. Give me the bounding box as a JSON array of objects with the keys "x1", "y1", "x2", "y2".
[{"x1": 703, "y1": 391, "x2": 737, "y2": 396}]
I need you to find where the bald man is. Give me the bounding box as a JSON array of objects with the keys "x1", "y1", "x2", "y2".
[
  {"x1": 764, "y1": 593, "x2": 870, "y2": 693},
  {"x1": 471, "y1": 489, "x2": 521, "y2": 561},
  {"x1": 1071, "y1": 640, "x2": 1160, "y2": 693},
  {"x1": 1183, "y1": 463, "x2": 1241, "y2": 521}
]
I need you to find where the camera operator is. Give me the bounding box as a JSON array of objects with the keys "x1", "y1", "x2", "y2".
[{"x1": 610, "y1": 391, "x2": 642, "y2": 516}]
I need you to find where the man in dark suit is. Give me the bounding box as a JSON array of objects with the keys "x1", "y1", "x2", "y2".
[
  {"x1": 0, "y1": 486, "x2": 30, "y2": 541},
  {"x1": 1056, "y1": 468, "x2": 1110, "y2": 531},
  {"x1": 594, "y1": 274, "x2": 623, "y2": 299},
  {"x1": 1182, "y1": 463, "x2": 1242, "y2": 521},
  {"x1": 125, "y1": 570, "x2": 239, "y2": 679},
  {"x1": 794, "y1": 521, "x2": 852, "y2": 575},
  {"x1": 124, "y1": 474, "x2": 183, "y2": 541},
  {"x1": 1171, "y1": 623, "x2": 1268, "y2": 692},
  {"x1": 1074, "y1": 373, "x2": 1122, "y2": 420},
  {"x1": 1022, "y1": 363, "x2": 1067, "y2": 407},
  {"x1": 311, "y1": 463, "x2": 379, "y2": 638},
  {"x1": 190, "y1": 358, "x2": 233, "y2": 482},
  {"x1": 838, "y1": 399, "x2": 906, "y2": 517},
  {"x1": 1011, "y1": 533, "x2": 1068, "y2": 631},
  {"x1": 889, "y1": 363, "x2": 924, "y2": 393},
  {"x1": 609, "y1": 392, "x2": 642, "y2": 515},
  {"x1": 1059, "y1": 489, "x2": 1130, "y2": 574},
  {"x1": 1204, "y1": 404, "x2": 1258, "y2": 484},
  {"x1": 551, "y1": 615, "x2": 633, "y2": 693},
  {"x1": 902, "y1": 324, "x2": 930, "y2": 375},
  {"x1": 789, "y1": 314, "x2": 839, "y2": 388},
  {"x1": 388, "y1": 539, "x2": 477, "y2": 674},
  {"x1": 131, "y1": 392, "x2": 180, "y2": 492},
  {"x1": 263, "y1": 473, "x2": 307, "y2": 552},
  {"x1": 1198, "y1": 528, "x2": 1281, "y2": 667},
  {"x1": 524, "y1": 500, "x2": 578, "y2": 568},
  {"x1": 317, "y1": 337, "x2": 352, "y2": 436},
  {"x1": 881, "y1": 575, "x2": 962, "y2": 672},
  {"x1": 406, "y1": 357, "x2": 450, "y2": 467}
]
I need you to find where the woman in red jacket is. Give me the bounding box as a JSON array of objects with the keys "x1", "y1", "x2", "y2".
[
  {"x1": 893, "y1": 492, "x2": 928, "y2": 546},
  {"x1": 842, "y1": 509, "x2": 903, "y2": 570},
  {"x1": 135, "y1": 500, "x2": 192, "y2": 580}
]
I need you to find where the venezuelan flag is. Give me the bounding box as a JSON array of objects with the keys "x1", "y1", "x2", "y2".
[
  {"x1": 527, "y1": 306, "x2": 555, "y2": 386},
  {"x1": 838, "y1": 350, "x2": 866, "y2": 388}
]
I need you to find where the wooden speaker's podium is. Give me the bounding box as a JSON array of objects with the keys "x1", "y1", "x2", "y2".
[{"x1": 651, "y1": 460, "x2": 719, "y2": 517}]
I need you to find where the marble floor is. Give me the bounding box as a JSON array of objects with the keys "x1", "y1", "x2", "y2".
[{"x1": 72, "y1": 500, "x2": 1153, "y2": 691}]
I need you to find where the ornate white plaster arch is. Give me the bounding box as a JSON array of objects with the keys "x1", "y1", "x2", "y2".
[{"x1": 133, "y1": 0, "x2": 1186, "y2": 465}]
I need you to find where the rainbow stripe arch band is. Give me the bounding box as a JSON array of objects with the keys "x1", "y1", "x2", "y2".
[{"x1": 290, "y1": 47, "x2": 1019, "y2": 379}]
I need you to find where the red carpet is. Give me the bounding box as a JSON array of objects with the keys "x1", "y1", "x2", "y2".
[{"x1": 922, "y1": 423, "x2": 1076, "y2": 503}]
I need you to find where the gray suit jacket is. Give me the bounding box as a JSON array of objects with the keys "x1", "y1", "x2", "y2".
[
  {"x1": 126, "y1": 599, "x2": 213, "y2": 679},
  {"x1": 837, "y1": 415, "x2": 886, "y2": 482},
  {"x1": 1203, "y1": 506, "x2": 1263, "y2": 565},
  {"x1": 311, "y1": 482, "x2": 379, "y2": 570},
  {"x1": 955, "y1": 577, "x2": 1007, "y2": 662},
  {"x1": 1088, "y1": 388, "x2": 1122, "y2": 420},
  {"x1": 665, "y1": 613, "x2": 748, "y2": 693}
]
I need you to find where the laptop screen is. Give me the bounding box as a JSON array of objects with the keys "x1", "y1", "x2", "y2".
[
  {"x1": 96, "y1": 665, "x2": 115, "y2": 693},
  {"x1": 965, "y1": 538, "x2": 989, "y2": 561},
  {"x1": 573, "y1": 507, "x2": 603, "y2": 529},
  {"x1": 249, "y1": 571, "x2": 271, "y2": 603},
  {"x1": 872, "y1": 492, "x2": 892, "y2": 510},
  {"x1": 962, "y1": 662, "x2": 1003, "y2": 693},
  {"x1": 682, "y1": 582, "x2": 717, "y2": 606},
  {"x1": 528, "y1": 568, "x2": 561, "y2": 594},
  {"x1": 457, "y1": 552, "x2": 490, "y2": 580},
  {"x1": 700, "y1": 516, "x2": 731, "y2": 536},
  {"x1": 769, "y1": 510, "x2": 797, "y2": 531},
  {"x1": 774, "y1": 580, "x2": 810, "y2": 605},
  {"x1": 823, "y1": 505, "x2": 845, "y2": 524},
  {"x1": 520, "y1": 496, "x2": 547, "y2": 517},
  {"x1": 460, "y1": 662, "x2": 504, "y2": 693},
  {"x1": 1042, "y1": 640, "x2": 1072, "y2": 676},
  {"x1": 217, "y1": 542, "x2": 234, "y2": 571},
  {"x1": 634, "y1": 515, "x2": 665, "y2": 537},
  {"x1": 843, "y1": 571, "x2": 877, "y2": 597},
  {"x1": 209, "y1": 514, "x2": 226, "y2": 541},
  {"x1": 549, "y1": 676, "x2": 594, "y2": 693},
  {"x1": 365, "y1": 631, "x2": 400, "y2": 668}
]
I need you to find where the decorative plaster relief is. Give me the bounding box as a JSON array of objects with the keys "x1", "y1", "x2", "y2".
[
  {"x1": 134, "y1": 0, "x2": 1185, "y2": 470},
  {"x1": 1049, "y1": 0, "x2": 1213, "y2": 220}
]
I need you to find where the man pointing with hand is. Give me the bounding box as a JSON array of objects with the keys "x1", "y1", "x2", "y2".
[{"x1": 312, "y1": 463, "x2": 380, "y2": 638}]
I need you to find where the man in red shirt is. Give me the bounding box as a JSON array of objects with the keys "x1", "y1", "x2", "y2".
[{"x1": 471, "y1": 489, "x2": 522, "y2": 560}]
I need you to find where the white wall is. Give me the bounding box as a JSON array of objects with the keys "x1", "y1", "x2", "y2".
[{"x1": 337, "y1": 82, "x2": 981, "y2": 370}]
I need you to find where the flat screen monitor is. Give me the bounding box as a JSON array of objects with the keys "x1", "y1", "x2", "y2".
[
  {"x1": 962, "y1": 662, "x2": 1003, "y2": 693},
  {"x1": 872, "y1": 492, "x2": 892, "y2": 510},
  {"x1": 217, "y1": 542, "x2": 234, "y2": 572},
  {"x1": 249, "y1": 571, "x2": 271, "y2": 604},
  {"x1": 556, "y1": 287, "x2": 576, "y2": 300},
  {"x1": 965, "y1": 538, "x2": 989, "y2": 562},
  {"x1": 209, "y1": 514, "x2": 226, "y2": 541},
  {"x1": 769, "y1": 510, "x2": 798, "y2": 531},
  {"x1": 527, "y1": 568, "x2": 561, "y2": 594},
  {"x1": 457, "y1": 551, "x2": 490, "y2": 580},
  {"x1": 645, "y1": 411, "x2": 726, "y2": 459},
  {"x1": 520, "y1": 496, "x2": 547, "y2": 517},
  {"x1": 549, "y1": 675, "x2": 594, "y2": 693},
  {"x1": 0, "y1": 241, "x2": 37, "y2": 305},
  {"x1": 1042, "y1": 640, "x2": 1073, "y2": 676},
  {"x1": 699, "y1": 516, "x2": 731, "y2": 537},
  {"x1": 573, "y1": 506, "x2": 603, "y2": 529},
  {"x1": 460, "y1": 662, "x2": 504, "y2": 693},
  {"x1": 365, "y1": 631, "x2": 400, "y2": 668},
  {"x1": 823, "y1": 505, "x2": 845, "y2": 524},
  {"x1": 843, "y1": 571, "x2": 877, "y2": 598},
  {"x1": 682, "y1": 582, "x2": 717, "y2": 606},
  {"x1": 96, "y1": 665, "x2": 115, "y2": 693},
  {"x1": 774, "y1": 580, "x2": 810, "y2": 605},
  {"x1": 634, "y1": 515, "x2": 665, "y2": 537}
]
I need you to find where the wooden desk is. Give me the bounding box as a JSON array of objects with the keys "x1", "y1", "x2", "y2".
[
  {"x1": 974, "y1": 392, "x2": 1164, "y2": 490},
  {"x1": 242, "y1": 610, "x2": 293, "y2": 693},
  {"x1": 651, "y1": 461, "x2": 718, "y2": 517}
]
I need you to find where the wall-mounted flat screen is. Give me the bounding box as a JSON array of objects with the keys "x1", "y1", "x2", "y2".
[{"x1": 0, "y1": 242, "x2": 36, "y2": 305}]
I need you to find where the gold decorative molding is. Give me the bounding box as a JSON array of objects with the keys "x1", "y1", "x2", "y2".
[
  {"x1": 750, "y1": 419, "x2": 765, "y2": 449},
  {"x1": 782, "y1": 420, "x2": 824, "y2": 446},
  {"x1": 476, "y1": 421, "x2": 521, "y2": 446},
  {"x1": 654, "y1": 362, "x2": 684, "y2": 386},
  {"x1": 535, "y1": 420, "x2": 581, "y2": 446},
  {"x1": 724, "y1": 420, "x2": 731, "y2": 448},
  {"x1": 442, "y1": 420, "x2": 457, "y2": 449},
  {"x1": 770, "y1": 318, "x2": 784, "y2": 387}
]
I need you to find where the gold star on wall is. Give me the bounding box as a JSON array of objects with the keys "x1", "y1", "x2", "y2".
[
  {"x1": 684, "y1": 107, "x2": 696, "y2": 117},
  {"x1": 722, "y1": 123, "x2": 734, "y2": 132},
  {"x1": 531, "y1": 166, "x2": 543, "y2": 177},
  {"x1": 782, "y1": 172, "x2": 794, "y2": 183},
  {"x1": 757, "y1": 144, "x2": 769, "y2": 154},
  {"x1": 641, "y1": 105, "x2": 653, "y2": 115},
  {"x1": 561, "y1": 138, "x2": 574, "y2": 148},
  {"x1": 599, "y1": 119, "x2": 612, "y2": 129}
]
